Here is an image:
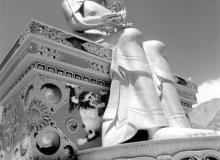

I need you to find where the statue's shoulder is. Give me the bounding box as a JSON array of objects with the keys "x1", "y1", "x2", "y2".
[{"x1": 65, "y1": 0, "x2": 85, "y2": 13}]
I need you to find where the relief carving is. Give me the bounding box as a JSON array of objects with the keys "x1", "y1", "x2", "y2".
[
  {"x1": 172, "y1": 150, "x2": 220, "y2": 160},
  {"x1": 2, "y1": 98, "x2": 21, "y2": 152}
]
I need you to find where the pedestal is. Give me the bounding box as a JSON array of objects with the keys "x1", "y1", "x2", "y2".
[
  {"x1": 0, "y1": 20, "x2": 200, "y2": 160},
  {"x1": 77, "y1": 137, "x2": 220, "y2": 160}
]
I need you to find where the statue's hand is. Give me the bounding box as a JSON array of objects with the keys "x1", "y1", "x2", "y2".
[{"x1": 101, "y1": 13, "x2": 119, "y2": 23}]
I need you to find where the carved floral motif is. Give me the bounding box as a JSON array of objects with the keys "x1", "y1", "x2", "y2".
[
  {"x1": 26, "y1": 98, "x2": 57, "y2": 132},
  {"x1": 88, "y1": 60, "x2": 110, "y2": 75},
  {"x1": 29, "y1": 21, "x2": 73, "y2": 47},
  {"x1": 2, "y1": 98, "x2": 20, "y2": 151},
  {"x1": 27, "y1": 42, "x2": 110, "y2": 75},
  {"x1": 28, "y1": 42, "x2": 64, "y2": 61},
  {"x1": 82, "y1": 42, "x2": 111, "y2": 60},
  {"x1": 29, "y1": 21, "x2": 112, "y2": 60}
]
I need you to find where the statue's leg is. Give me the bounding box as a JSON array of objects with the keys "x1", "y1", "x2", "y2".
[
  {"x1": 161, "y1": 80, "x2": 191, "y2": 127},
  {"x1": 143, "y1": 40, "x2": 191, "y2": 128},
  {"x1": 143, "y1": 40, "x2": 220, "y2": 140},
  {"x1": 102, "y1": 29, "x2": 168, "y2": 146}
]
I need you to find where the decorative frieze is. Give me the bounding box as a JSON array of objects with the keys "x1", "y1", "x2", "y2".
[
  {"x1": 82, "y1": 42, "x2": 112, "y2": 60},
  {"x1": 33, "y1": 62, "x2": 110, "y2": 87},
  {"x1": 27, "y1": 41, "x2": 110, "y2": 75},
  {"x1": 29, "y1": 20, "x2": 112, "y2": 60},
  {"x1": 88, "y1": 60, "x2": 110, "y2": 75},
  {"x1": 28, "y1": 42, "x2": 64, "y2": 61},
  {"x1": 0, "y1": 59, "x2": 110, "y2": 101}
]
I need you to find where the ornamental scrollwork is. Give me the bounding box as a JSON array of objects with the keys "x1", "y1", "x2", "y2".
[
  {"x1": 28, "y1": 20, "x2": 113, "y2": 60},
  {"x1": 172, "y1": 150, "x2": 220, "y2": 160},
  {"x1": 29, "y1": 21, "x2": 75, "y2": 47},
  {"x1": 88, "y1": 60, "x2": 110, "y2": 75},
  {"x1": 28, "y1": 42, "x2": 64, "y2": 61},
  {"x1": 82, "y1": 42, "x2": 112, "y2": 60}
]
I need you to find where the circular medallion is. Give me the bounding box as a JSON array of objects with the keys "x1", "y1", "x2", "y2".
[
  {"x1": 66, "y1": 118, "x2": 79, "y2": 133},
  {"x1": 36, "y1": 130, "x2": 60, "y2": 155},
  {"x1": 41, "y1": 84, "x2": 62, "y2": 104},
  {"x1": 64, "y1": 145, "x2": 75, "y2": 158}
]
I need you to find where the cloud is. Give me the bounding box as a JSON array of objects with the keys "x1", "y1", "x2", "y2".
[{"x1": 195, "y1": 78, "x2": 220, "y2": 106}]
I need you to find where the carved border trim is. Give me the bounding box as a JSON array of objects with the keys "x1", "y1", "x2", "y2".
[
  {"x1": 28, "y1": 41, "x2": 110, "y2": 75},
  {"x1": 0, "y1": 62, "x2": 111, "y2": 101},
  {"x1": 33, "y1": 62, "x2": 110, "y2": 87},
  {"x1": 172, "y1": 150, "x2": 220, "y2": 160},
  {"x1": 0, "y1": 39, "x2": 111, "y2": 92}
]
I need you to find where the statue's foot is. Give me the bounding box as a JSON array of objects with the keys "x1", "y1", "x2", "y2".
[{"x1": 151, "y1": 127, "x2": 220, "y2": 140}]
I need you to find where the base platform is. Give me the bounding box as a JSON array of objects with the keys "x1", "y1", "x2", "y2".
[{"x1": 77, "y1": 137, "x2": 220, "y2": 160}]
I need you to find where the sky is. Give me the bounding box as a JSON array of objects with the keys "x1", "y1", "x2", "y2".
[{"x1": 0, "y1": 0, "x2": 220, "y2": 104}]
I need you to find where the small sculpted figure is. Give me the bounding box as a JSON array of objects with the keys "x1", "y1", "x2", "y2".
[
  {"x1": 66, "y1": 83, "x2": 107, "y2": 146},
  {"x1": 62, "y1": 0, "x2": 220, "y2": 147}
]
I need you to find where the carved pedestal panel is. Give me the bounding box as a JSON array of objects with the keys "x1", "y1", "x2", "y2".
[
  {"x1": 1, "y1": 74, "x2": 109, "y2": 160},
  {"x1": 0, "y1": 20, "x2": 110, "y2": 160}
]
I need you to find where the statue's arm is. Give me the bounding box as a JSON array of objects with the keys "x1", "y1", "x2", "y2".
[{"x1": 61, "y1": 0, "x2": 120, "y2": 31}]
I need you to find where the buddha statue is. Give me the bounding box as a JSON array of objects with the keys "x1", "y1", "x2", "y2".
[{"x1": 61, "y1": 0, "x2": 220, "y2": 147}]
